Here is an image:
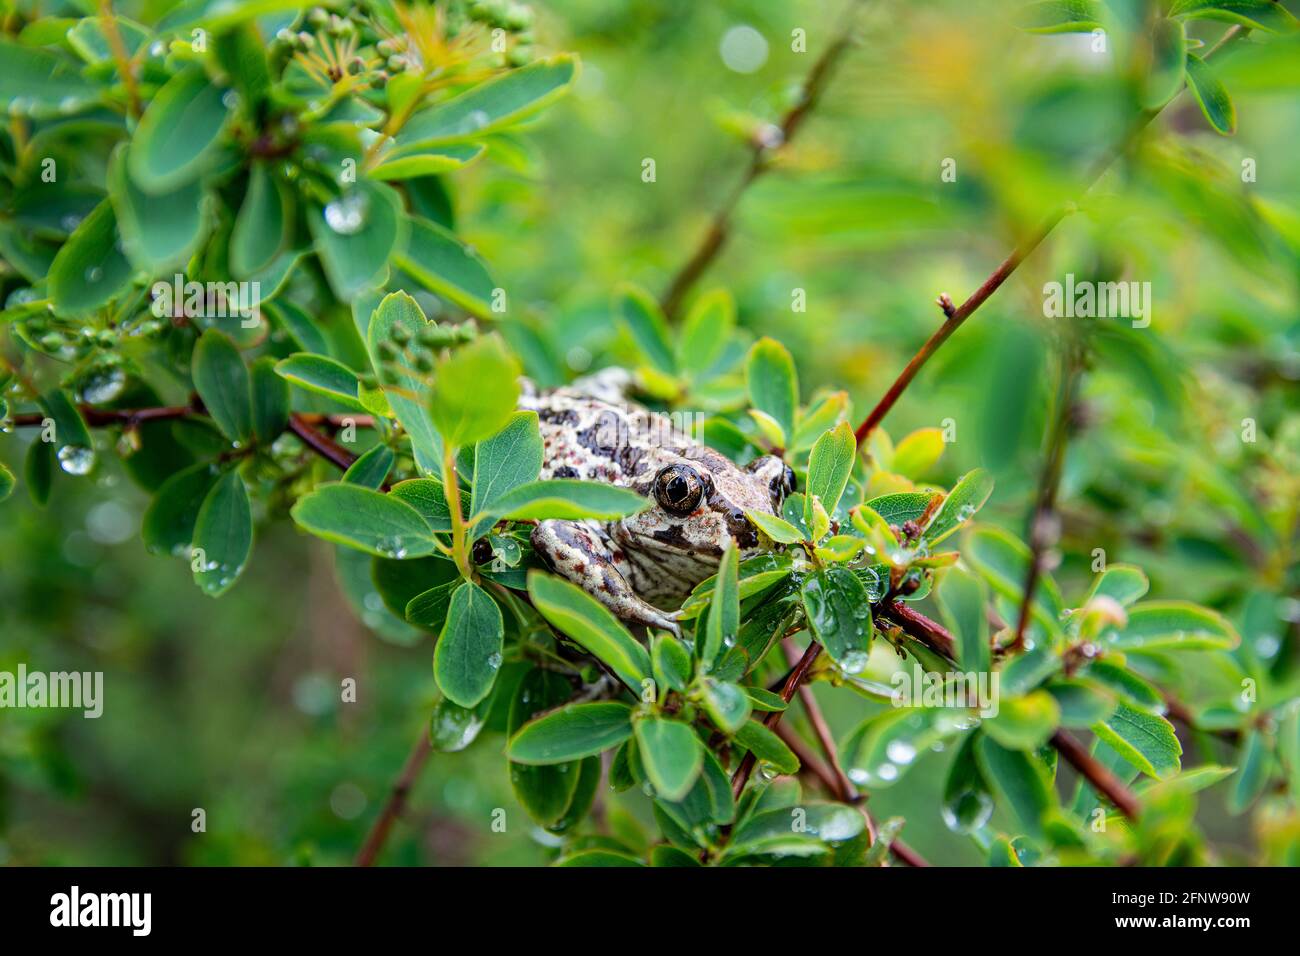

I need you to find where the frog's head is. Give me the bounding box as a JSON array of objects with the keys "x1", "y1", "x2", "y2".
[{"x1": 611, "y1": 448, "x2": 795, "y2": 591}]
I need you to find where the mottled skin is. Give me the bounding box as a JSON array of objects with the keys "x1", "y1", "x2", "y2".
[{"x1": 520, "y1": 370, "x2": 794, "y2": 635}]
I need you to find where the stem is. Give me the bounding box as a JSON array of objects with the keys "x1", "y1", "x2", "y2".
[
  {"x1": 97, "y1": 0, "x2": 142, "y2": 118},
  {"x1": 289, "y1": 412, "x2": 358, "y2": 471},
  {"x1": 355, "y1": 729, "x2": 433, "y2": 866},
  {"x1": 1050, "y1": 729, "x2": 1140, "y2": 821},
  {"x1": 659, "y1": 0, "x2": 864, "y2": 319},
  {"x1": 877, "y1": 599, "x2": 956, "y2": 661},
  {"x1": 1010, "y1": 340, "x2": 1084, "y2": 652},
  {"x1": 852, "y1": 24, "x2": 1252, "y2": 442},
  {"x1": 731, "y1": 640, "x2": 823, "y2": 800},
  {"x1": 441, "y1": 443, "x2": 472, "y2": 580}
]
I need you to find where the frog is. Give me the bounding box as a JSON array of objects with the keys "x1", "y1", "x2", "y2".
[{"x1": 519, "y1": 369, "x2": 796, "y2": 635}]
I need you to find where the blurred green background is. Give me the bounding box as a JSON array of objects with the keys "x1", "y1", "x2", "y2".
[{"x1": 2, "y1": 0, "x2": 1298, "y2": 865}]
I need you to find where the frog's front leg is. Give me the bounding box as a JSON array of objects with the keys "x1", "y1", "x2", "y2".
[{"x1": 532, "y1": 519, "x2": 681, "y2": 636}]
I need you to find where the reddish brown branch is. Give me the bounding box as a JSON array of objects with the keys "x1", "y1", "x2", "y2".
[
  {"x1": 853, "y1": 25, "x2": 1251, "y2": 442},
  {"x1": 877, "y1": 599, "x2": 956, "y2": 660},
  {"x1": 731, "y1": 641, "x2": 823, "y2": 800},
  {"x1": 289, "y1": 412, "x2": 358, "y2": 471},
  {"x1": 355, "y1": 730, "x2": 433, "y2": 866},
  {"x1": 660, "y1": 1, "x2": 864, "y2": 318},
  {"x1": 1050, "y1": 729, "x2": 1140, "y2": 821}
]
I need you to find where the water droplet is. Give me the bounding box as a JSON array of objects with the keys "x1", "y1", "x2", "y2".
[
  {"x1": 840, "y1": 649, "x2": 869, "y2": 675},
  {"x1": 941, "y1": 789, "x2": 994, "y2": 834},
  {"x1": 885, "y1": 740, "x2": 917, "y2": 765},
  {"x1": 324, "y1": 191, "x2": 369, "y2": 235},
  {"x1": 79, "y1": 363, "x2": 126, "y2": 404},
  {"x1": 84, "y1": 266, "x2": 103, "y2": 284},
  {"x1": 57, "y1": 444, "x2": 96, "y2": 475},
  {"x1": 875, "y1": 762, "x2": 899, "y2": 782},
  {"x1": 486, "y1": 652, "x2": 503, "y2": 670}
]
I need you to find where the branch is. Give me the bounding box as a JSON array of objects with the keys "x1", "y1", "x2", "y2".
[
  {"x1": 1050, "y1": 728, "x2": 1140, "y2": 821},
  {"x1": 853, "y1": 24, "x2": 1252, "y2": 443},
  {"x1": 355, "y1": 729, "x2": 432, "y2": 866},
  {"x1": 1010, "y1": 340, "x2": 1085, "y2": 651},
  {"x1": 877, "y1": 599, "x2": 956, "y2": 660},
  {"x1": 660, "y1": 0, "x2": 864, "y2": 318},
  {"x1": 731, "y1": 640, "x2": 823, "y2": 799},
  {"x1": 289, "y1": 412, "x2": 358, "y2": 471}
]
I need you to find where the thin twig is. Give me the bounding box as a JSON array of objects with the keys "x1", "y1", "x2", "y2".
[
  {"x1": 355, "y1": 730, "x2": 433, "y2": 866},
  {"x1": 853, "y1": 24, "x2": 1252, "y2": 442},
  {"x1": 289, "y1": 412, "x2": 358, "y2": 471},
  {"x1": 1010, "y1": 340, "x2": 1085, "y2": 651},
  {"x1": 1050, "y1": 729, "x2": 1140, "y2": 821},
  {"x1": 731, "y1": 641, "x2": 823, "y2": 799},
  {"x1": 877, "y1": 599, "x2": 956, "y2": 660},
  {"x1": 660, "y1": 0, "x2": 865, "y2": 318}
]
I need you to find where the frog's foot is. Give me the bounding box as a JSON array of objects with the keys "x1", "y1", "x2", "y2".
[{"x1": 532, "y1": 519, "x2": 681, "y2": 638}]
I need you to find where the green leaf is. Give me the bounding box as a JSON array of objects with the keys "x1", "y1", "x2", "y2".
[
  {"x1": 616, "y1": 283, "x2": 675, "y2": 375},
  {"x1": 372, "y1": 142, "x2": 485, "y2": 180},
  {"x1": 291, "y1": 483, "x2": 439, "y2": 558},
  {"x1": 1083, "y1": 563, "x2": 1149, "y2": 608},
  {"x1": 108, "y1": 145, "x2": 209, "y2": 273},
  {"x1": 635, "y1": 717, "x2": 704, "y2": 801},
  {"x1": 0, "y1": 39, "x2": 101, "y2": 117},
  {"x1": 491, "y1": 479, "x2": 650, "y2": 521},
  {"x1": 677, "y1": 288, "x2": 734, "y2": 375},
  {"x1": 0, "y1": 462, "x2": 14, "y2": 502},
  {"x1": 274, "y1": 354, "x2": 367, "y2": 412},
  {"x1": 142, "y1": 462, "x2": 220, "y2": 555},
  {"x1": 24, "y1": 438, "x2": 54, "y2": 507},
  {"x1": 366, "y1": 292, "x2": 441, "y2": 473},
  {"x1": 699, "y1": 678, "x2": 752, "y2": 734},
  {"x1": 745, "y1": 509, "x2": 804, "y2": 544},
  {"x1": 730, "y1": 803, "x2": 864, "y2": 848},
  {"x1": 1184, "y1": 53, "x2": 1236, "y2": 135},
  {"x1": 309, "y1": 181, "x2": 407, "y2": 299},
  {"x1": 700, "y1": 542, "x2": 739, "y2": 666},
  {"x1": 429, "y1": 694, "x2": 493, "y2": 753},
  {"x1": 984, "y1": 691, "x2": 1060, "y2": 751},
  {"x1": 1143, "y1": 18, "x2": 1188, "y2": 109},
  {"x1": 804, "y1": 421, "x2": 855, "y2": 525},
  {"x1": 1226, "y1": 730, "x2": 1270, "y2": 815},
  {"x1": 191, "y1": 329, "x2": 252, "y2": 443},
  {"x1": 397, "y1": 55, "x2": 579, "y2": 147},
  {"x1": 555, "y1": 850, "x2": 645, "y2": 867},
  {"x1": 342, "y1": 444, "x2": 394, "y2": 489},
  {"x1": 468, "y1": 411, "x2": 543, "y2": 537},
  {"x1": 801, "y1": 567, "x2": 872, "y2": 673},
  {"x1": 891, "y1": 427, "x2": 945, "y2": 479},
  {"x1": 938, "y1": 566, "x2": 990, "y2": 673},
  {"x1": 392, "y1": 217, "x2": 496, "y2": 319},
  {"x1": 745, "y1": 337, "x2": 798, "y2": 447},
  {"x1": 36, "y1": 390, "x2": 94, "y2": 474},
  {"x1": 734, "y1": 720, "x2": 799, "y2": 775},
  {"x1": 1047, "y1": 680, "x2": 1117, "y2": 727},
  {"x1": 191, "y1": 470, "x2": 252, "y2": 596},
  {"x1": 527, "y1": 571, "x2": 653, "y2": 692},
  {"x1": 744, "y1": 687, "x2": 789, "y2": 712},
  {"x1": 389, "y1": 478, "x2": 465, "y2": 533},
  {"x1": 841, "y1": 708, "x2": 963, "y2": 789},
  {"x1": 975, "y1": 735, "x2": 1054, "y2": 838},
  {"x1": 1092, "y1": 702, "x2": 1182, "y2": 779},
  {"x1": 47, "y1": 199, "x2": 134, "y2": 316},
  {"x1": 508, "y1": 701, "x2": 634, "y2": 764},
  {"x1": 230, "y1": 162, "x2": 293, "y2": 278},
  {"x1": 652, "y1": 633, "x2": 693, "y2": 693},
  {"x1": 942, "y1": 735, "x2": 995, "y2": 833},
  {"x1": 1016, "y1": 0, "x2": 1105, "y2": 33},
  {"x1": 1170, "y1": 0, "x2": 1299, "y2": 33},
  {"x1": 924, "y1": 469, "x2": 994, "y2": 546},
  {"x1": 1085, "y1": 660, "x2": 1164, "y2": 713},
  {"x1": 429, "y1": 333, "x2": 520, "y2": 448},
  {"x1": 1111, "y1": 601, "x2": 1239, "y2": 651},
  {"x1": 128, "y1": 67, "x2": 228, "y2": 193},
  {"x1": 249, "y1": 357, "x2": 289, "y2": 445},
  {"x1": 508, "y1": 669, "x2": 582, "y2": 824},
  {"x1": 433, "y1": 581, "x2": 504, "y2": 708}
]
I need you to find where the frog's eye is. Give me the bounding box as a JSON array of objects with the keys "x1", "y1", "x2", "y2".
[{"x1": 653, "y1": 464, "x2": 705, "y2": 517}]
